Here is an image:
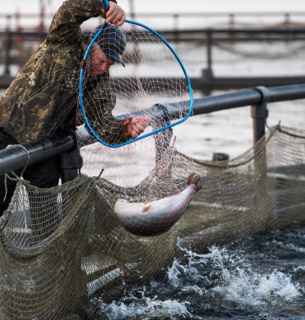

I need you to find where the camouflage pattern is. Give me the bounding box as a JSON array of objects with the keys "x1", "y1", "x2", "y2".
[{"x1": 0, "y1": 0, "x2": 129, "y2": 144}]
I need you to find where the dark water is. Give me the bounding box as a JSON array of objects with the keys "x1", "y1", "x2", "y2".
[{"x1": 94, "y1": 224, "x2": 305, "y2": 320}]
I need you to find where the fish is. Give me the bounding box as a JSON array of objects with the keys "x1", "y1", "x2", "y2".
[{"x1": 113, "y1": 172, "x2": 202, "y2": 237}]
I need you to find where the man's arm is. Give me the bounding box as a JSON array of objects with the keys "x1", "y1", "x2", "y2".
[
  {"x1": 46, "y1": 0, "x2": 124, "y2": 47},
  {"x1": 83, "y1": 77, "x2": 149, "y2": 144}
]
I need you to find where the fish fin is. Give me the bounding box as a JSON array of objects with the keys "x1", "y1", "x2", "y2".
[
  {"x1": 142, "y1": 202, "x2": 151, "y2": 212},
  {"x1": 171, "y1": 186, "x2": 181, "y2": 196},
  {"x1": 188, "y1": 172, "x2": 202, "y2": 190}
]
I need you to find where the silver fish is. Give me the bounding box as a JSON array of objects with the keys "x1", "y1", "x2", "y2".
[{"x1": 113, "y1": 172, "x2": 202, "y2": 237}]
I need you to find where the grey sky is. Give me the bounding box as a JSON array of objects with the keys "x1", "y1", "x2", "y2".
[
  {"x1": 1, "y1": 0, "x2": 304, "y2": 32},
  {"x1": 1, "y1": 0, "x2": 305, "y2": 15}
]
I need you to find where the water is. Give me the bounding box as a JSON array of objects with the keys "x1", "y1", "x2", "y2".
[{"x1": 93, "y1": 225, "x2": 305, "y2": 319}]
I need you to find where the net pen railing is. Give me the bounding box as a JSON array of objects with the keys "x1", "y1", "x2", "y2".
[{"x1": 1, "y1": 83, "x2": 305, "y2": 177}]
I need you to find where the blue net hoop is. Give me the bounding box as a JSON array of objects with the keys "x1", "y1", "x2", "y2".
[{"x1": 79, "y1": 20, "x2": 193, "y2": 148}]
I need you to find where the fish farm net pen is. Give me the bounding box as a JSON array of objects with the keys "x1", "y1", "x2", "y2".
[{"x1": 1, "y1": 124, "x2": 305, "y2": 318}]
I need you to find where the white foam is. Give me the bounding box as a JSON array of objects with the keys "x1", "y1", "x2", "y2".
[
  {"x1": 168, "y1": 245, "x2": 302, "y2": 307},
  {"x1": 96, "y1": 293, "x2": 192, "y2": 319}
]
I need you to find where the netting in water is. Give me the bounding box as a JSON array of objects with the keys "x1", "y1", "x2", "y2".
[{"x1": 1, "y1": 125, "x2": 305, "y2": 319}]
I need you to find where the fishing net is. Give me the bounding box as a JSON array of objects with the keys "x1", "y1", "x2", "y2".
[
  {"x1": 78, "y1": 22, "x2": 192, "y2": 148},
  {"x1": 1, "y1": 124, "x2": 305, "y2": 319}
]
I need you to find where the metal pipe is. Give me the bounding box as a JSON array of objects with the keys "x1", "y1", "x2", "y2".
[
  {"x1": 3, "y1": 75, "x2": 305, "y2": 91},
  {"x1": 251, "y1": 87, "x2": 269, "y2": 144},
  {"x1": 0, "y1": 131, "x2": 75, "y2": 176},
  {"x1": 1, "y1": 28, "x2": 304, "y2": 37},
  {"x1": 4, "y1": 29, "x2": 12, "y2": 76},
  {"x1": 1, "y1": 84, "x2": 305, "y2": 176},
  {"x1": 168, "y1": 84, "x2": 305, "y2": 118},
  {"x1": 110, "y1": 84, "x2": 305, "y2": 124},
  {"x1": 206, "y1": 30, "x2": 213, "y2": 72},
  {"x1": 2, "y1": 12, "x2": 305, "y2": 20},
  {"x1": 129, "y1": 0, "x2": 136, "y2": 20}
]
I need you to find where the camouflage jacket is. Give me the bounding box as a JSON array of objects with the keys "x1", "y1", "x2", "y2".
[{"x1": 0, "y1": 0, "x2": 130, "y2": 144}]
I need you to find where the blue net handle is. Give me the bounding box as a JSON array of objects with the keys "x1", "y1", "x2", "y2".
[{"x1": 102, "y1": 0, "x2": 109, "y2": 10}]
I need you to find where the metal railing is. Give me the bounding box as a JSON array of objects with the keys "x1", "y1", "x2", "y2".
[
  {"x1": 0, "y1": 83, "x2": 304, "y2": 178},
  {"x1": 1, "y1": 27, "x2": 305, "y2": 90},
  {"x1": 1, "y1": 11, "x2": 305, "y2": 31}
]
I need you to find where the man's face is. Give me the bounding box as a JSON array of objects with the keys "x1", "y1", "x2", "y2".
[{"x1": 88, "y1": 45, "x2": 115, "y2": 78}]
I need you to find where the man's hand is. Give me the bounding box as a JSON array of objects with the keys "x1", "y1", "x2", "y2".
[
  {"x1": 105, "y1": 2, "x2": 126, "y2": 26},
  {"x1": 127, "y1": 117, "x2": 150, "y2": 138}
]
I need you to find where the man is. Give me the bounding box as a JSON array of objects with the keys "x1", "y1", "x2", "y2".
[
  {"x1": 0, "y1": 0, "x2": 148, "y2": 216},
  {"x1": 80, "y1": 22, "x2": 149, "y2": 143}
]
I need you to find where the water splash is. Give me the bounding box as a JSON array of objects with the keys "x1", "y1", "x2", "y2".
[
  {"x1": 167, "y1": 245, "x2": 303, "y2": 318},
  {"x1": 94, "y1": 288, "x2": 192, "y2": 320},
  {"x1": 94, "y1": 237, "x2": 304, "y2": 320},
  {"x1": 190, "y1": 247, "x2": 301, "y2": 307},
  {"x1": 213, "y1": 265, "x2": 300, "y2": 306}
]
